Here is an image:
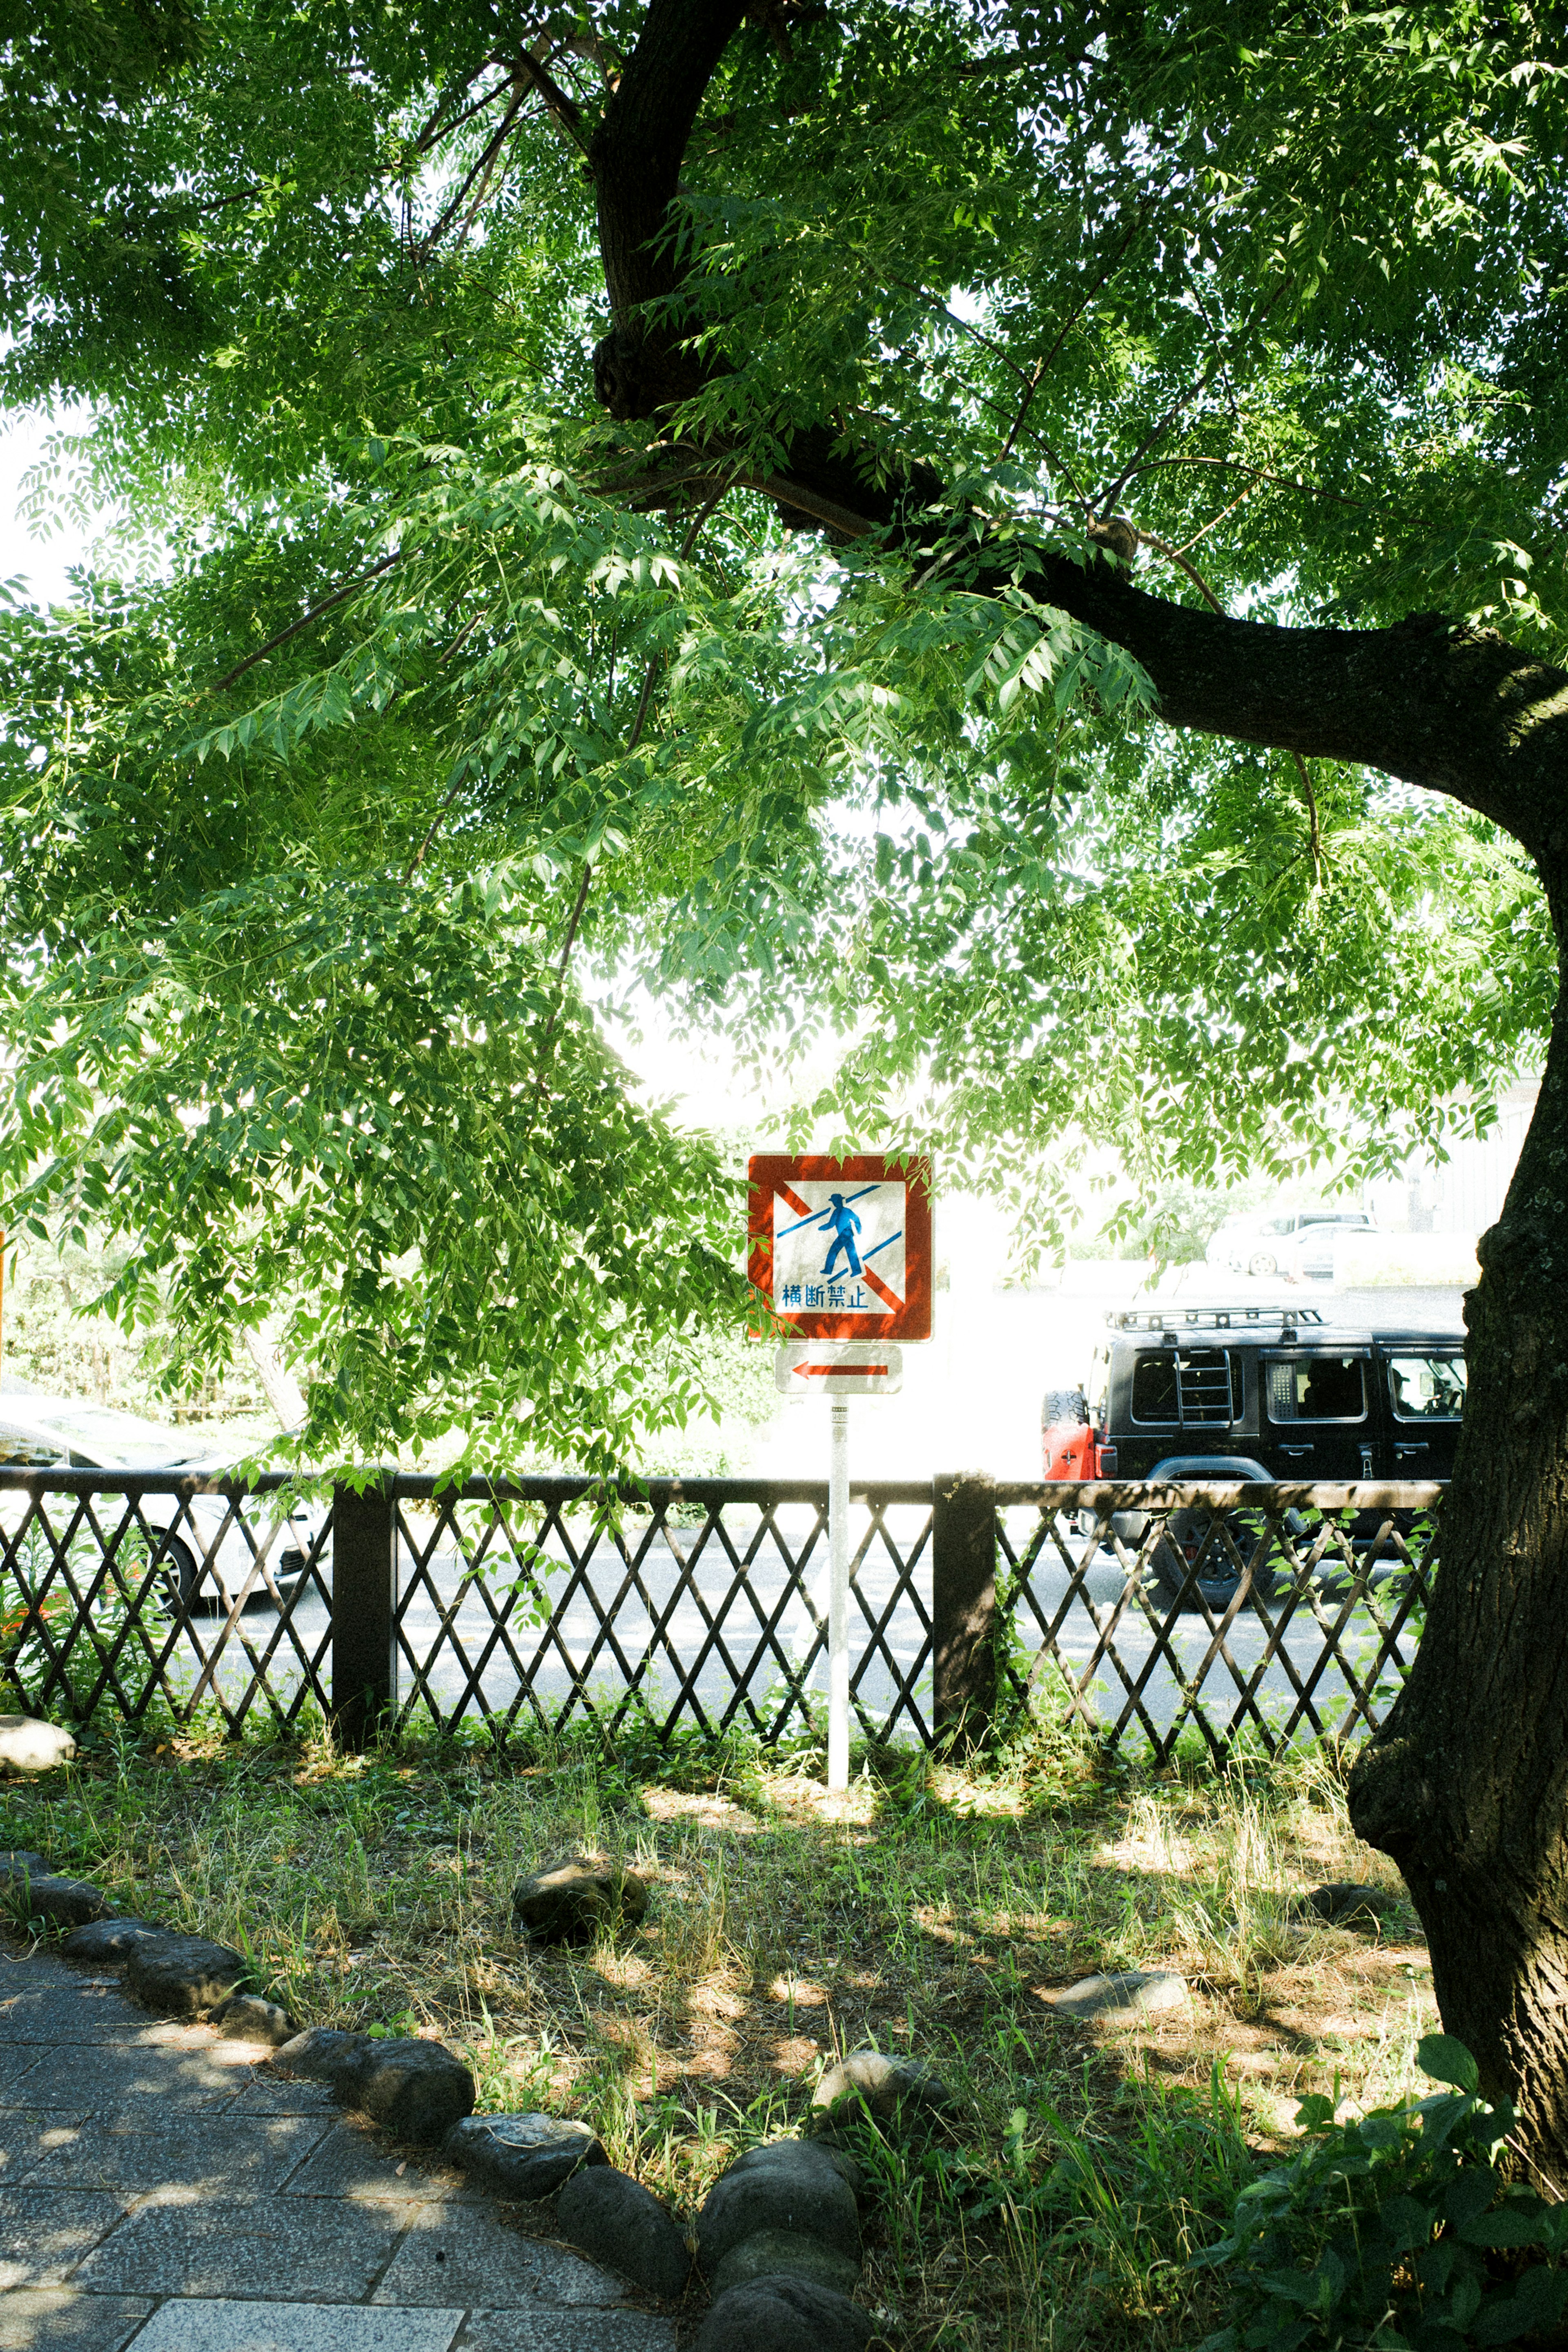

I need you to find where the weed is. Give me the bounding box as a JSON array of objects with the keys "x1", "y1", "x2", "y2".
[
  {"x1": 1, "y1": 1715, "x2": 1434, "y2": 2349},
  {"x1": 1196, "y1": 2035, "x2": 1568, "y2": 2352}
]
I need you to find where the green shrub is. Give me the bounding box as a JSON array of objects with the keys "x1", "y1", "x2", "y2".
[{"x1": 1196, "y1": 2036, "x2": 1568, "y2": 2352}]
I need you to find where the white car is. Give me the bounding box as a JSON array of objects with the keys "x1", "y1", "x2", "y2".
[
  {"x1": 1221, "y1": 1209, "x2": 1376, "y2": 1281},
  {"x1": 0, "y1": 1391, "x2": 327, "y2": 1609}
]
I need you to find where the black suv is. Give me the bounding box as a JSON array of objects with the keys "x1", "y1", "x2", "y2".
[{"x1": 1042, "y1": 1304, "x2": 1465, "y2": 1601}]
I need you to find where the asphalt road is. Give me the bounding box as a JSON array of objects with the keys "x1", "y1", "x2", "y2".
[{"x1": 179, "y1": 1501, "x2": 1414, "y2": 1753}]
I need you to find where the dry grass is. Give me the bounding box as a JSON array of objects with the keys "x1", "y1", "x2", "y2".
[{"x1": 2, "y1": 1717, "x2": 1436, "y2": 2351}]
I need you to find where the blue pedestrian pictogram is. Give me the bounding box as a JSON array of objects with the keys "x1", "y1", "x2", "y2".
[
  {"x1": 818, "y1": 1193, "x2": 862, "y2": 1279},
  {"x1": 771, "y1": 1181, "x2": 903, "y2": 1317}
]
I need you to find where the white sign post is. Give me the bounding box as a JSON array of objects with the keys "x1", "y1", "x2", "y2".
[
  {"x1": 773, "y1": 1341, "x2": 905, "y2": 1789},
  {"x1": 750, "y1": 1155, "x2": 932, "y2": 1797},
  {"x1": 829, "y1": 1397, "x2": 850, "y2": 1791}
]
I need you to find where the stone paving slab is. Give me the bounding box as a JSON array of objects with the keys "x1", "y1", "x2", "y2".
[
  {"x1": 74, "y1": 2199, "x2": 410, "y2": 2303},
  {"x1": 369, "y1": 2201, "x2": 631, "y2": 2310},
  {"x1": 16, "y1": 2032, "x2": 267, "y2": 2107},
  {"x1": 0, "y1": 2290, "x2": 157, "y2": 2352},
  {"x1": 0, "y1": 1936, "x2": 682, "y2": 2348},
  {"x1": 16, "y1": 2109, "x2": 327, "y2": 2194},
  {"x1": 0, "y1": 2105, "x2": 97, "y2": 2181},
  {"x1": 6, "y1": 2043, "x2": 256, "y2": 2111},
  {"x1": 0, "y1": 2186, "x2": 132, "y2": 2288},
  {"x1": 455, "y1": 2319, "x2": 677, "y2": 2352},
  {"x1": 0, "y1": 1978, "x2": 157, "y2": 2045},
  {"x1": 282, "y1": 2124, "x2": 482, "y2": 2207},
  {"x1": 221, "y1": 2076, "x2": 339, "y2": 2119},
  {"x1": 124, "y1": 2305, "x2": 468, "y2": 2352},
  {"x1": 0, "y1": 2041, "x2": 49, "y2": 2096}
]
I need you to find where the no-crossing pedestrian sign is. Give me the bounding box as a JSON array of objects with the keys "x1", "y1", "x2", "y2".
[{"x1": 748, "y1": 1154, "x2": 933, "y2": 1341}]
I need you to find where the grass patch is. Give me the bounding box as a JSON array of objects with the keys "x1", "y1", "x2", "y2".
[{"x1": 1, "y1": 1715, "x2": 1433, "y2": 2351}]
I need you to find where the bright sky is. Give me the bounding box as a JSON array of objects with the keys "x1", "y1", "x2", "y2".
[{"x1": 0, "y1": 408, "x2": 95, "y2": 607}]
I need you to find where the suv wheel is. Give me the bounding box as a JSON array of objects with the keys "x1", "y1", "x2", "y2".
[
  {"x1": 1247, "y1": 1249, "x2": 1278, "y2": 1276},
  {"x1": 1148, "y1": 1509, "x2": 1286, "y2": 1611},
  {"x1": 157, "y1": 1535, "x2": 201, "y2": 1611}
]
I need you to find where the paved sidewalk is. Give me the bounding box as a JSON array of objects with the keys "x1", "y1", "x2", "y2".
[{"x1": 0, "y1": 1939, "x2": 678, "y2": 2352}]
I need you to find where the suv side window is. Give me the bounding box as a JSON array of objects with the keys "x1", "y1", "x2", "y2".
[
  {"x1": 1267, "y1": 1356, "x2": 1367, "y2": 1423},
  {"x1": 1130, "y1": 1348, "x2": 1237, "y2": 1425},
  {"x1": 1131, "y1": 1352, "x2": 1178, "y2": 1421},
  {"x1": 1388, "y1": 1353, "x2": 1466, "y2": 1420}
]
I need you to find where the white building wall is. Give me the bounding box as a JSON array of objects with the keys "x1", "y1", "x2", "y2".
[{"x1": 1369, "y1": 1078, "x2": 1539, "y2": 1238}]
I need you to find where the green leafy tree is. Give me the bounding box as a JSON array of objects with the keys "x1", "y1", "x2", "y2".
[{"x1": 4, "y1": 0, "x2": 1568, "y2": 2166}]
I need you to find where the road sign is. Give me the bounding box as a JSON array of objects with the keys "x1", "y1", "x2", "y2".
[
  {"x1": 748, "y1": 1153, "x2": 931, "y2": 1793},
  {"x1": 748, "y1": 1154, "x2": 932, "y2": 1340},
  {"x1": 774, "y1": 1339, "x2": 904, "y2": 1395}
]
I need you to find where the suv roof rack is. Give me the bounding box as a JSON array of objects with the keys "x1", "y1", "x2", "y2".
[{"x1": 1106, "y1": 1305, "x2": 1327, "y2": 1334}]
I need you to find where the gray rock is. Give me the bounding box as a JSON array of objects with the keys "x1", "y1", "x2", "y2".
[
  {"x1": 272, "y1": 2025, "x2": 374, "y2": 2082},
  {"x1": 698, "y1": 2141, "x2": 860, "y2": 2271},
  {"x1": 1296, "y1": 1882, "x2": 1399, "y2": 1929},
  {"x1": 723, "y1": 2138, "x2": 866, "y2": 2209},
  {"x1": 810, "y1": 2049, "x2": 955, "y2": 2136},
  {"x1": 124, "y1": 1930, "x2": 248, "y2": 2016},
  {"x1": 695, "y1": 2275, "x2": 874, "y2": 2352},
  {"x1": 61, "y1": 1917, "x2": 165, "y2": 1963},
  {"x1": 7, "y1": 1872, "x2": 113, "y2": 1929},
  {"x1": 1045, "y1": 1970, "x2": 1189, "y2": 2024},
  {"x1": 0, "y1": 1715, "x2": 76, "y2": 1771},
  {"x1": 274, "y1": 2029, "x2": 474, "y2": 2144},
  {"x1": 210, "y1": 1991, "x2": 295, "y2": 2046},
  {"x1": 713, "y1": 2229, "x2": 862, "y2": 2300},
  {"x1": 556, "y1": 2165, "x2": 691, "y2": 2299},
  {"x1": 0, "y1": 1850, "x2": 49, "y2": 1885},
  {"x1": 512, "y1": 1854, "x2": 648, "y2": 1947},
  {"x1": 444, "y1": 2111, "x2": 606, "y2": 2199}
]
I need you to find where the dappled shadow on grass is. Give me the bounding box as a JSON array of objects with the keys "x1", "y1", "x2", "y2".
[{"x1": 0, "y1": 1721, "x2": 1433, "y2": 2352}]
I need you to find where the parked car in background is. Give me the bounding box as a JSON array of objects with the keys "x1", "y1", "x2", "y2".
[
  {"x1": 1040, "y1": 1303, "x2": 1463, "y2": 1604},
  {"x1": 0, "y1": 1392, "x2": 326, "y2": 1608},
  {"x1": 1218, "y1": 1207, "x2": 1376, "y2": 1280}
]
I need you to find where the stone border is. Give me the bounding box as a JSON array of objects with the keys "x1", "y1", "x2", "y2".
[{"x1": 0, "y1": 1846, "x2": 919, "y2": 2350}]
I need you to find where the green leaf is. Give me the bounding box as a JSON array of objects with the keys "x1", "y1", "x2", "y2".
[
  {"x1": 1469, "y1": 2264, "x2": 1568, "y2": 2345},
  {"x1": 1418, "y1": 2035, "x2": 1480, "y2": 2093}
]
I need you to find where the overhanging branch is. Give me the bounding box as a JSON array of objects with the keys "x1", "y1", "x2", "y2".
[{"x1": 581, "y1": 0, "x2": 1568, "y2": 866}]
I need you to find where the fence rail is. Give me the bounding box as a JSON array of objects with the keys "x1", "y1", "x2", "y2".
[{"x1": 0, "y1": 1470, "x2": 1440, "y2": 1763}]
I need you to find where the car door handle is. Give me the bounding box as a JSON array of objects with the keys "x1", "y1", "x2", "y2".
[
  {"x1": 1279, "y1": 1445, "x2": 1314, "y2": 1460},
  {"x1": 1396, "y1": 1443, "x2": 1429, "y2": 1460}
]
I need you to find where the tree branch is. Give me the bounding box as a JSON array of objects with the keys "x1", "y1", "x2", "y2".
[
  {"x1": 581, "y1": 1, "x2": 1568, "y2": 864},
  {"x1": 415, "y1": 83, "x2": 532, "y2": 258},
  {"x1": 514, "y1": 43, "x2": 589, "y2": 152},
  {"x1": 211, "y1": 551, "x2": 401, "y2": 693},
  {"x1": 1094, "y1": 285, "x2": 1287, "y2": 517},
  {"x1": 1120, "y1": 452, "x2": 1376, "y2": 516},
  {"x1": 590, "y1": 0, "x2": 748, "y2": 416},
  {"x1": 998, "y1": 205, "x2": 1156, "y2": 464},
  {"x1": 408, "y1": 67, "x2": 514, "y2": 160}
]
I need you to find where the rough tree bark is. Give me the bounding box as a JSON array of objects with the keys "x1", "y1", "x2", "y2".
[{"x1": 589, "y1": 0, "x2": 1568, "y2": 2169}]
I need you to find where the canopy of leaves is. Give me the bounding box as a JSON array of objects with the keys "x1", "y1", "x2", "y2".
[{"x1": 0, "y1": 0, "x2": 1559, "y2": 1457}]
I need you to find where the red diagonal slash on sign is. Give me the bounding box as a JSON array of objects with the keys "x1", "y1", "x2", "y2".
[
  {"x1": 778, "y1": 1182, "x2": 813, "y2": 1218},
  {"x1": 793, "y1": 1362, "x2": 892, "y2": 1378},
  {"x1": 860, "y1": 1267, "x2": 903, "y2": 1311}
]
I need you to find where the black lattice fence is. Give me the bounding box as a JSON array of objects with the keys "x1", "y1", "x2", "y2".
[
  {"x1": 386, "y1": 1478, "x2": 934, "y2": 1746},
  {"x1": 0, "y1": 1468, "x2": 1440, "y2": 1760},
  {"x1": 0, "y1": 1470, "x2": 333, "y2": 1737},
  {"x1": 995, "y1": 1479, "x2": 1440, "y2": 1765}
]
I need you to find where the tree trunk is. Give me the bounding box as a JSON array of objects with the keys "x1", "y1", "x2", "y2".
[{"x1": 1350, "y1": 881, "x2": 1568, "y2": 2183}]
